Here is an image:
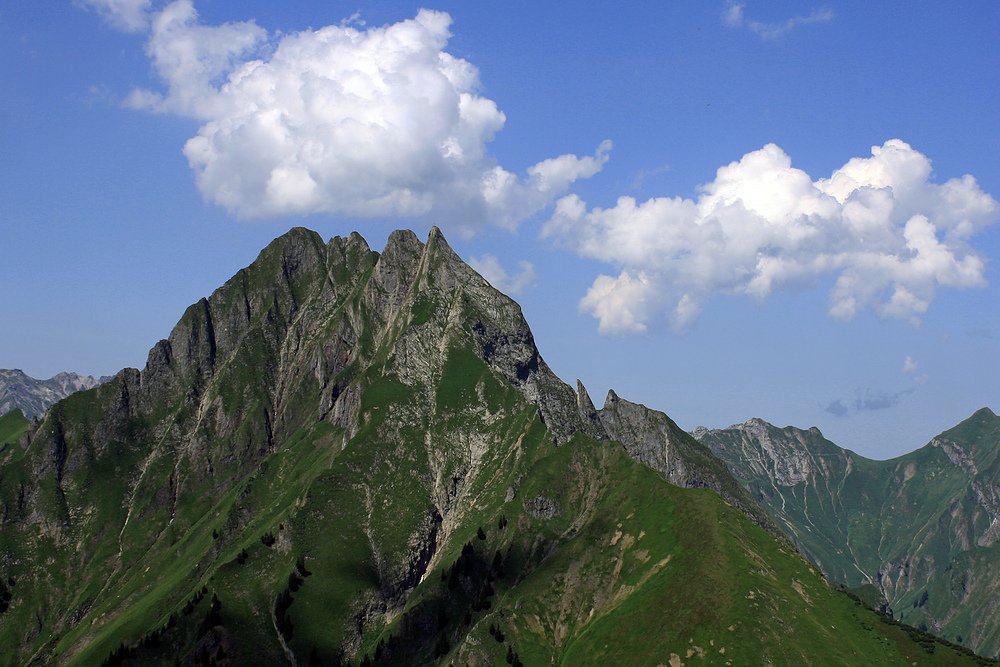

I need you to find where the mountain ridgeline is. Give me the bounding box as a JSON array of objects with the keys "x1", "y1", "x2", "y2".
[
  {"x1": 694, "y1": 411, "x2": 1000, "y2": 658},
  {"x1": 0, "y1": 227, "x2": 994, "y2": 666},
  {"x1": 0, "y1": 370, "x2": 109, "y2": 420}
]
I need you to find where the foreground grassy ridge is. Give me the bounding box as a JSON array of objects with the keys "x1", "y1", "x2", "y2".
[
  {"x1": 0, "y1": 408, "x2": 29, "y2": 446},
  {"x1": 1, "y1": 227, "x2": 995, "y2": 666},
  {"x1": 478, "y1": 436, "x2": 989, "y2": 666}
]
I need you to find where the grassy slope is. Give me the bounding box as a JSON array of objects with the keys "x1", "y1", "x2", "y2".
[
  {"x1": 54, "y1": 340, "x2": 990, "y2": 666},
  {"x1": 0, "y1": 408, "x2": 29, "y2": 446},
  {"x1": 497, "y1": 437, "x2": 987, "y2": 667},
  {"x1": 701, "y1": 410, "x2": 1000, "y2": 657}
]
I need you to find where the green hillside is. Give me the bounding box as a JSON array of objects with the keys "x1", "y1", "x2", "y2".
[
  {"x1": 696, "y1": 411, "x2": 1000, "y2": 657},
  {"x1": 0, "y1": 227, "x2": 994, "y2": 666},
  {"x1": 0, "y1": 408, "x2": 29, "y2": 446}
]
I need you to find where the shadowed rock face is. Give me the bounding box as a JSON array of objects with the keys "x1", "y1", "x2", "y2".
[
  {"x1": 1, "y1": 227, "x2": 991, "y2": 667},
  {"x1": 695, "y1": 409, "x2": 1000, "y2": 657}
]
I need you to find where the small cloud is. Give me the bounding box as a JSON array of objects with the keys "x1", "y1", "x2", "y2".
[
  {"x1": 825, "y1": 386, "x2": 918, "y2": 417},
  {"x1": 340, "y1": 11, "x2": 365, "y2": 28},
  {"x1": 967, "y1": 328, "x2": 993, "y2": 339},
  {"x1": 748, "y1": 9, "x2": 833, "y2": 39},
  {"x1": 77, "y1": 0, "x2": 152, "y2": 32},
  {"x1": 721, "y1": 1, "x2": 833, "y2": 40},
  {"x1": 825, "y1": 399, "x2": 849, "y2": 418},
  {"x1": 78, "y1": 83, "x2": 116, "y2": 107},
  {"x1": 855, "y1": 388, "x2": 914, "y2": 412},
  {"x1": 628, "y1": 164, "x2": 671, "y2": 192},
  {"x1": 902, "y1": 355, "x2": 929, "y2": 385},
  {"x1": 469, "y1": 254, "x2": 537, "y2": 295},
  {"x1": 721, "y1": 1, "x2": 744, "y2": 28}
]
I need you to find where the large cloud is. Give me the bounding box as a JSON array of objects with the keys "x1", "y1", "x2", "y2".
[
  {"x1": 124, "y1": 2, "x2": 609, "y2": 227},
  {"x1": 543, "y1": 140, "x2": 998, "y2": 334}
]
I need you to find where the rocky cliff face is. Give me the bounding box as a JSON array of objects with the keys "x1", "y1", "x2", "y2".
[
  {"x1": 0, "y1": 369, "x2": 107, "y2": 419},
  {"x1": 0, "y1": 227, "x2": 991, "y2": 667},
  {"x1": 0, "y1": 227, "x2": 662, "y2": 665},
  {"x1": 596, "y1": 390, "x2": 778, "y2": 533},
  {"x1": 695, "y1": 409, "x2": 1000, "y2": 657}
]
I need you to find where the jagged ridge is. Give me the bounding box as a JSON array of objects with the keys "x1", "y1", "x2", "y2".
[{"x1": 0, "y1": 227, "x2": 993, "y2": 666}]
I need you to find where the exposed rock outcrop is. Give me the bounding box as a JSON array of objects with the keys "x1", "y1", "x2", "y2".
[{"x1": 596, "y1": 390, "x2": 778, "y2": 533}]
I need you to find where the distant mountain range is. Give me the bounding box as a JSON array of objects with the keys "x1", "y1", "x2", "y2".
[
  {"x1": 0, "y1": 369, "x2": 111, "y2": 419},
  {"x1": 695, "y1": 410, "x2": 1000, "y2": 657},
  {"x1": 0, "y1": 227, "x2": 995, "y2": 666}
]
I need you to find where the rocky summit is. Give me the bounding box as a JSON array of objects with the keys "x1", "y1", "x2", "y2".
[{"x1": 0, "y1": 227, "x2": 994, "y2": 666}]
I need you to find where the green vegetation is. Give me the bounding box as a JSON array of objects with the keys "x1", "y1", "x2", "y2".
[
  {"x1": 699, "y1": 411, "x2": 1000, "y2": 658},
  {"x1": 1, "y1": 227, "x2": 995, "y2": 666},
  {"x1": 0, "y1": 407, "x2": 28, "y2": 441}
]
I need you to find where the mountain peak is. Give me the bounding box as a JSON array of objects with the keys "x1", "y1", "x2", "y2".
[
  {"x1": 604, "y1": 388, "x2": 620, "y2": 407},
  {"x1": 4, "y1": 227, "x2": 990, "y2": 666},
  {"x1": 595, "y1": 389, "x2": 777, "y2": 532}
]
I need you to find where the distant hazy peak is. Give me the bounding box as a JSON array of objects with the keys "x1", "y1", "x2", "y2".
[{"x1": 0, "y1": 369, "x2": 106, "y2": 419}]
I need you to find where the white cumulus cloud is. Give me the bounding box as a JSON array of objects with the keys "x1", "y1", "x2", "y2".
[
  {"x1": 122, "y1": 2, "x2": 609, "y2": 227},
  {"x1": 469, "y1": 255, "x2": 537, "y2": 295},
  {"x1": 543, "y1": 140, "x2": 998, "y2": 334}
]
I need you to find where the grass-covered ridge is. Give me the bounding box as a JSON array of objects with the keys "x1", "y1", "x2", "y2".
[{"x1": 0, "y1": 408, "x2": 29, "y2": 446}]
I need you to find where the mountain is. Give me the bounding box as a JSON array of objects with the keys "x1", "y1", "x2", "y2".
[
  {"x1": 0, "y1": 369, "x2": 108, "y2": 419},
  {"x1": 594, "y1": 389, "x2": 779, "y2": 533},
  {"x1": 0, "y1": 227, "x2": 993, "y2": 666},
  {"x1": 694, "y1": 410, "x2": 1000, "y2": 657}
]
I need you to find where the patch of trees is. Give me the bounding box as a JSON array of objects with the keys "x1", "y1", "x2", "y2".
[
  {"x1": 0, "y1": 576, "x2": 14, "y2": 615},
  {"x1": 835, "y1": 584, "x2": 996, "y2": 665},
  {"x1": 876, "y1": 609, "x2": 998, "y2": 665},
  {"x1": 198, "y1": 594, "x2": 223, "y2": 636},
  {"x1": 182, "y1": 585, "x2": 210, "y2": 615},
  {"x1": 275, "y1": 555, "x2": 314, "y2": 645},
  {"x1": 98, "y1": 612, "x2": 178, "y2": 667},
  {"x1": 487, "y1": 623, "x2": 523, "y2": 666},
  {"x1": 352, "y1": 538, "x2": 516, "y2": 665}
]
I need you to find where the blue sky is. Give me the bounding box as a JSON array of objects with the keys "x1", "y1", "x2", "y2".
[{"x1": 2, "y1": 0, "x2": 998, "y2": 459}]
